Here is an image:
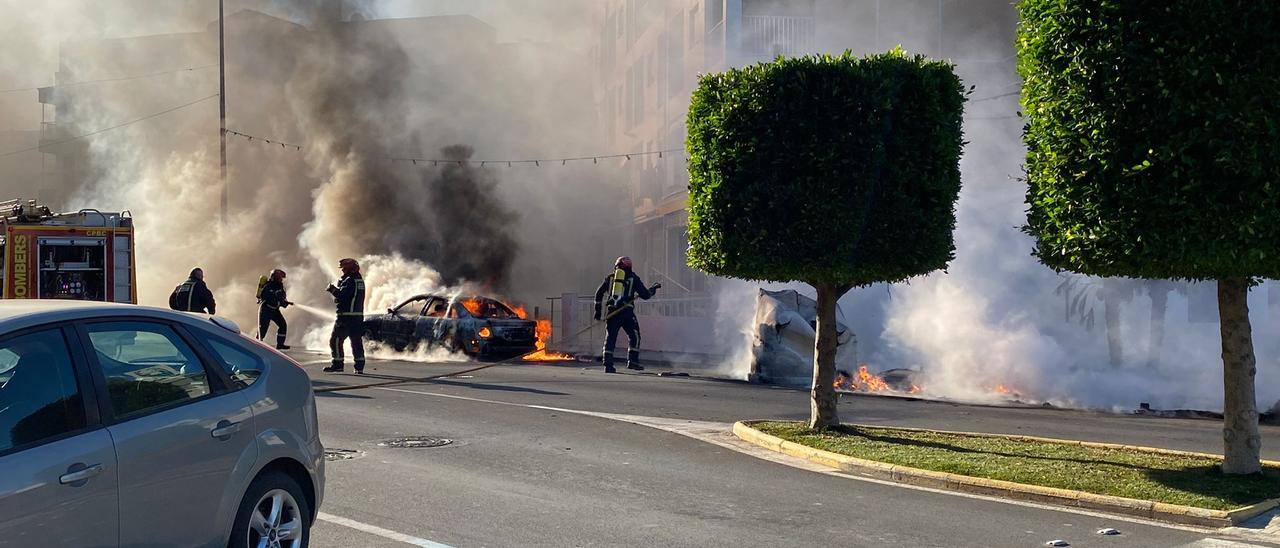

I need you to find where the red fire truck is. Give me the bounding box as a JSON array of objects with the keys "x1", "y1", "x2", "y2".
[{"x1": 0, "y1": 199, "x2": 136, "y2": 303}]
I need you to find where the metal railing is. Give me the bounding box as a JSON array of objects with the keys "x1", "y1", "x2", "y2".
[
  {"x1": 741, "y1": 15, "x2": 815, "y2": 58},
  {"x1": 544, "y1": 294, "x2": 714, "y2": 353}
]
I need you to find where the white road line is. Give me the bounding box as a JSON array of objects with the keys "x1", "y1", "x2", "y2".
[
  {"x1": 317, "y1": 512, "x2": 455, "y2": 548},
  {"x1": 1177, "y1": 540, "x2": 1274, "y2": 548},
  {"x1": 370, "y1": 386, "x2": 1280, "y2": 546}
]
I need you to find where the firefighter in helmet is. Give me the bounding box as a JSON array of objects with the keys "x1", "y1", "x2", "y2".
[
  {"x1": 593, "y1": 256, "x2": 660, "y2": 373},
  {"x1": 169, "y1": 267, "x2": 216, "y2": 315},
  {"x1": 258, "y1": 269, "x2": 292, "y2": 350},
  {"x1": 323, "y1": 258, "x2": 366, "y2": 374}
]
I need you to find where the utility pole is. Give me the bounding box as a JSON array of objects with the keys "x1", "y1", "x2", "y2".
[
  {"x1": 219, "y1": 0, "x2": 228, "y2": 224},
  {"x1": 938, "y1": 0, "x2": 944, "y2": 58}
]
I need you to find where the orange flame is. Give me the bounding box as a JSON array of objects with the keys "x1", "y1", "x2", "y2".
[
  {"x1": 509, "y1": 304, "x2": 528, "y2": 319},
  {"x1": 524, "y1": 318, "x2": 575, "y2": 362},
  {"x1": 835, "y1": 364, "x2": 924, "y2": 395},
  {"x1": 855, "y1": 365, "x2": 891, "y2": 392},
  {"x1": 991, "y1": 384, "x2": 1023, "y2": 399},
  {"x1": 460, "y1": 298, "x2": 483, "y2": 317}
]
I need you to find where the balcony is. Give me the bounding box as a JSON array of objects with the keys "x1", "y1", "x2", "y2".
[{"x1": 741, "y1": 15, "x2": 815, "y2": 60}]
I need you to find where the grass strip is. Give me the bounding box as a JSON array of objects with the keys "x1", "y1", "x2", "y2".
[{"x1": 755, "y1": 421, "x2": 1280, "y2": 511}]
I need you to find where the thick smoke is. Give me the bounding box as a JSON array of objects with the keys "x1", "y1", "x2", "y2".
[
  {"x1": 709, "y1": 0, "x2": 1280, "y2": 413},
  {"x1": 290, "y1": 13, "x2": 518, "y2": 290},
  {"x1": 0, "y1": 0, "x2": 611, "y2": 350},
  {"x1": 8, "y1": 1, "x2": 1272, "y2": 413},
  {"x1": 388, "y1": 146, "x2": 520, "y2": 289}
]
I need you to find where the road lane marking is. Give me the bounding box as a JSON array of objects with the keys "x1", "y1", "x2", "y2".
[
  {"x1": 368, "y1": 386, "x2": 1280, "y2": 545},
  {"x1": 317, "y1": 512, "x2": 455, "y2": 547},
  {"x1": 1177, "y1": 540, "x2": 1272, "y2": 548}
]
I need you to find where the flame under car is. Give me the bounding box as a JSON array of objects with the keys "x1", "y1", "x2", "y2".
[{"x1": 364, "y1": 294, "x2": 538, "y2": 358}]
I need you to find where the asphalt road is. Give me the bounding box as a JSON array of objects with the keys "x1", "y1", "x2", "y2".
[{"x1": 295, "y1": 352, "x2": 1280, "y2": 548}]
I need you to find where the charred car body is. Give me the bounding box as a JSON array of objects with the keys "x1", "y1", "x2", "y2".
[{"x1": 364, "y1": 294, "x2": 537, "y2": 357}]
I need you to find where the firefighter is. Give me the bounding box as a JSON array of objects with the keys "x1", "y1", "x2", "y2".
[
  {"x1": 169, "y1": 267, "x2": 216, "y2": 314},
  {"x1": 593, "y1": 256, "x2": 660, "y2": 373},
  {"x1": 323, "y1": 258, "x2": 366, "y2": 374},
  {"x1": 257, "y1": 269, "x2": 292, "y2": 350}
]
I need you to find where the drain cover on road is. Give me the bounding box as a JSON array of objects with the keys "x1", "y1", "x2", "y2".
[
  {"x1": 378, "y1": 436, "x2": 453, "y2": 448},
  {"x1": 324, "y1": 448, "x2": 362, "y2": 461}
]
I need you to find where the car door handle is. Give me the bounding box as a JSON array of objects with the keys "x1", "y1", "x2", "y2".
[
  {"x1": 59, "y1": 463, "x2": 104, "y2": 485},
  {"x1": 211, "y1": 420, "x2": 242, "y2": 440}
]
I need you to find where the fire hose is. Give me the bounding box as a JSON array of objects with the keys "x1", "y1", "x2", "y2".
[{"x1": 312, "y1": 291, "x2": 653, "y2": 394}]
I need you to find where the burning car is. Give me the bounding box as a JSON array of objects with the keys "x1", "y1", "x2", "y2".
[{"x1": 364, "y1": 294, "x2": 538, "y2": 358}]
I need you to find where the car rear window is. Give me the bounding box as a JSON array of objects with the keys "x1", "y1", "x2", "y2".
[{"x1": 0, "y1": 329, "x2": 86, "y2": 453}]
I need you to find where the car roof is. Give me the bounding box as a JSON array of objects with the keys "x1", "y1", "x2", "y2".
[
  {"x1": 401, "y1": 294, "x2": 495, "y2": 303},
  {"x1": 0, "y1": 301, "x2": 234, "y2": 334}
]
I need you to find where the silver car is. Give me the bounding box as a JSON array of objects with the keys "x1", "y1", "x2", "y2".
[{"x1": 0, "y1": 301, "x2": 323, "y2": 548}]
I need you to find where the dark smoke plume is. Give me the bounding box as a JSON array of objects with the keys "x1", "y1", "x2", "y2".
[
  {"x1": 395, "y1": 145, "x2": 519, "y2": 289},
  {"x1": 291, "y1": 13, "x2": 520, "y2": 290}
]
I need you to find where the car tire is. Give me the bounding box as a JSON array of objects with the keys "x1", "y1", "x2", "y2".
[{"x1": 229, "y1": 471, "x2": 312, "y2": 548}]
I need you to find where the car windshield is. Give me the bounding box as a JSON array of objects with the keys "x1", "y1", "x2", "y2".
[
  {"x1": 459, "y1": 298, "x2": 519, "y2": 319},
  {"x1": 395, "y1": 298, "x2": 428, "y2": 315},
  {"x1": 0, "y1": 349, "x2": 17, "y2": 385}
]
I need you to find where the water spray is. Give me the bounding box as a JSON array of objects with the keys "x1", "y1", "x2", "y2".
[{"x1": 289, "y1": 302, "x2": 334, "y2": 321}]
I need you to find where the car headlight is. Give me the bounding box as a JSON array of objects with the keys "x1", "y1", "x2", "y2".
[{"x1": 477, "y1": 326, "x2": 492, "y2": 339}]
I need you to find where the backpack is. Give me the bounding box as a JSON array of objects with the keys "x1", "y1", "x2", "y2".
[{"x1": 168, "y1": 284, "x2": 182, "y2": 310}]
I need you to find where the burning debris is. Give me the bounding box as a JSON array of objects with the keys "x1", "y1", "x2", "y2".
[
  {"x1": 524, "y1": 318, "x2": 576, "y2": 362},
  {"x1": 832, "y1": 364, "x2": 1039, "y2": 404},
  {"x1": 505, "y1": 302, "x2": 575, "y2": 362},
  {"x1": 752, "y1": 289, "x2": 858, "y2": 385},
  {"x1": 835, "y1": 365, "x2": 922, "y2": 395}
]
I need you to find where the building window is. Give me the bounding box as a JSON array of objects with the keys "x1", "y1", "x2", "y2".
[
  {"x1": 689, "y1": 4, "x2": 699, "y2": 46},
  {"x1": 668, "y1": 13, "x2": 685, "y2": 98}
]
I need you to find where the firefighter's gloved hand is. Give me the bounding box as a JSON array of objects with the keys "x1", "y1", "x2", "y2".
[
  {"x1": 651, "y1": 283, "x2": 662, "y2": 292},
  {"x1": 325, "y1": 284, "x2": 337, "y2": 295},
  {"x1": 282, "y1": 301, "x2": 292, "y2": 308}
]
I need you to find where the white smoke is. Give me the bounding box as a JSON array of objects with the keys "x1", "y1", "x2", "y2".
[{"x1": 707, "y1": 2, "x2": 1280, "y2": 414}]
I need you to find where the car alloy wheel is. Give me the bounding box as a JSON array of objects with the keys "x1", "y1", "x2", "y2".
[{"x1": 248, "y1": 488, "x2": 304, "y2": 548}]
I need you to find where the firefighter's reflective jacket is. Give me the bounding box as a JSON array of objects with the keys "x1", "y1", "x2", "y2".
[
  {"x1": 260, "y1": 279, "x2": 288, "y2": 309},
  {"x1": 594, "y1": 268, "x2": 653, "y2": 317},
  {"x1": 169, "y1": 277, "x2": 217, "y2": 314},
  {"x1": 330, "y1": 273, "x2": 365, "y2": 317}
]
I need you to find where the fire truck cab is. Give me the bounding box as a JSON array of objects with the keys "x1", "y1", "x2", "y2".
[{"x1": 0, "y1": 199, "x2": 136, "y2": 303}]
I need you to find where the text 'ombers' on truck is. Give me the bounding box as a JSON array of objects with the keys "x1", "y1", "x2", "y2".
[{"x1": 0, "y1": 199, "x2": 135, "y2": 304}]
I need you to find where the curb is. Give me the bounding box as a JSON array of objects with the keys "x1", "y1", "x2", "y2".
[{"x1": 732, "y1": 421, "x2": 1280, "y2": 528}]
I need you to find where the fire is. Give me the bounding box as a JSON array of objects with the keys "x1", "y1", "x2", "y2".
[
  {"x1": 509, "y1": 303, "x2": 528, "y2": 319},
  {"x1": 991, "y1": 384, "x2": 1023, "y2": 399},
  {"x1": 460, "y1": 297, "x2": 484, "y2": 317},
  {"x1": 523, "y1": 318, "x2": 575, "y2": 362},
  {"x1": 835, "y1": 364, "x2": 922, "y2": 394},
  {"x1": 856, "y1": 365, "x2": 891, "y2": 391}
]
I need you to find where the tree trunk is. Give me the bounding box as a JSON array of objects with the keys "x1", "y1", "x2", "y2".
[
  {"x1": 1147, "y1": 282, "x2": 1169, "y2": 368},
  {"x1": 1218, "y1": 278, "x2": 1262, "y2": 474},
  {"x1": 1104, "y1": 291, "x2": 1123, "y2": 368},
  {"x1": 809, "y1": 282, "x2": 846, "y2": 430}
]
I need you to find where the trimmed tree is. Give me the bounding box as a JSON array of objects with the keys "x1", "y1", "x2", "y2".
[
  {"x1": 1018, "y1": 0, "x2": 1280, "y2": 473},
  {"x1": 686, "y1": 50, "x2": 966, "y2": 429}
]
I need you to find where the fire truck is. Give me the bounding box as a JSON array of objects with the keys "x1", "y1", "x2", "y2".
[{"x1": 0, "y1": 199, "x2": 136, "y2": 303}]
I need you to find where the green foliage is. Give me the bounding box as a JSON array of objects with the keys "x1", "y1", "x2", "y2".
[
  {"x1": 1019, "y1": 0, "x2": 1280, "y2": 279},
  {"x1": 685, "y1": 50, "x2": 966, "y2": 286}
]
